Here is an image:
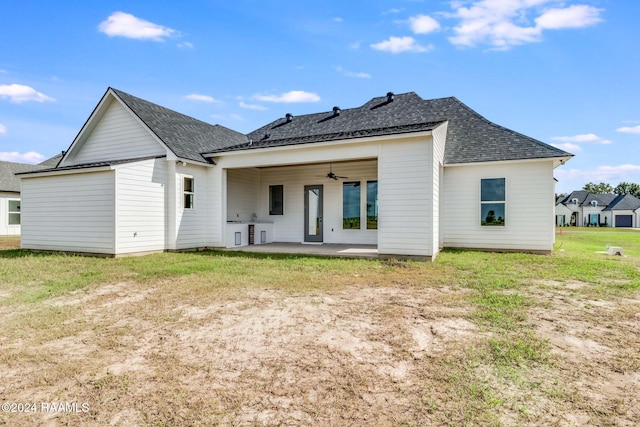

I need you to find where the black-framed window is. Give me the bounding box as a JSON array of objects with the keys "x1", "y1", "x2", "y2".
[
  {"x1": 269, "y1": 185, "x2": 284, "y2": 215},
  {"x1": 343, "y1": 182, "x2": 361, "y2": 229},
  {"x1": 366, "y1": 181, "x2": 378, "y2": 230},
  {"x1": 481, "y1": 178, "x2": 505, "y2": 226}
]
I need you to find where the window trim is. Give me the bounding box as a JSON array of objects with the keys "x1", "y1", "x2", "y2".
[
  {"x1": 480, "y1": 177, "x2": 506, "y2": 227},
  {"x1": 183, "y1": 176, "x2": 195, "y2": 210},
  {"x1": 269, "y1": 184, "x2": 284, "y2": 216},
  {"x1": 366, "y1": 180, "x2": 378, "y2": 230},
  {"x1": 8, "y1": 199, "x2": 20, "y2": 226},
  {"x1": 342, "y1": 181, "x2": 362, "y2": 230}
]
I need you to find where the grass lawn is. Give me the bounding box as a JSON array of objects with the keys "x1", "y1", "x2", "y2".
[{"x1": 0, "y1": 228, "x2": 638, "y2": 426}]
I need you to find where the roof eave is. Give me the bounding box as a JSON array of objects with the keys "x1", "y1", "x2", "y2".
[
  {"x1": 202, "y1": 129, "x2": 435, "y2": 158},
  {"x1": 444, "y1": 154, "x2": 573, "y2": 167}
]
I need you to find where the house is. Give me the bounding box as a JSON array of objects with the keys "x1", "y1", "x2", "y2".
[
  {"x1": 555, "y1": 191, "x2": 640, "y2": 227},
  {"x1": 603, "y1": 193, "x2": 640, "y2": 228},
  {"x1": 555, "y1": 190, "x2": 589, "y2": 226},
  {"x1": 0, "y1": 155, "x2": 61, "y2": 235},
  {"x1": 17, "y1": 88, "x2": 572, "y2": 259}
]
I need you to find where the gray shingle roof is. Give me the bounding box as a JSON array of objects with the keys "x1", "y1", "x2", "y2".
[
  {"x1": 38, "y1": 153, "x2": 63, "y2": 168},
  {"x1": 111, "y1": 88, "x2": 249, "y2": 163},
  {"x1": 16, "y1": 155, "x2": 167, "y2": 176},
  {"x1": 602, "y1": 194, "x2": 640, "y2": 211},
  {"x1": 558, "y1": 190, "x2": 590, "y2": 206},
  {"x1": 232, "y1": 92, "x2": 571, "y2": 164},
  {"x1": 581, "y1": 193, "x2": 618, "y2": 207},
  {"x1": 0, "y1": 161, "x2": 51, "y2": 192}
]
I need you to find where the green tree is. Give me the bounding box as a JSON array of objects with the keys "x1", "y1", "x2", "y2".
[
  {"x1": 614, "y1": 182, "x2": 640, "y2": 197},
  {"x1": 583, "y1": 182, "x2": 613, "y2": 194}
]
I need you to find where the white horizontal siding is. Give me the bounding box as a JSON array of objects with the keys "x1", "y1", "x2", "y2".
[
  {"x1": 175, "y1": 163, "x2": 212, "y2": 249},
  {"x1": 432, "y1": 123, "x2": 447, "y2": 255},
  {"x1": 21, "y1": 171, "x2": 115, "y2": 253},
  {"x1": 115, "y1": 159, "x2": 167, "y2": 253},
  {"x1": 442, "y1": 161, "x2": 556, "y2": 251},
  {"x1": 256, "y1": 160, "x2": 378, "y2": 244},
  {"x1": 227, "y1": 168, "x2": 260, "y2": 222},
  {"x1": 378, "y1": 137, "x2": 433, "y2": 256},
  {"x1": 0, "y1": 194, "x2": 20, "y2": 236},
  {"x1": 64, "y1": 99, "x2": 165, "y2": 166}
]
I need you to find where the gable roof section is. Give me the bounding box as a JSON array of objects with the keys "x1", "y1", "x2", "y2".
[
  {"x1": 582, "y1": 193, "x2": 617, "y2": 207},
  {"x1": 558, "y1": 190, "x2": 590, "y2": 205},
  {"x1": 602, "y1": 194, "x2": 640, "y2": 211},
  {"x1": 0, "y1": 161, "x2": 51, "y2": 192},
  {"x1": 431, "y1": 97, "x2": 571, "y2": 164},
  {"x1": 111, "y1": 89, "x2": 248, "y2": 163},
  {"x1": 226, "y1": 92, "x2": 571, "y2": 165}
]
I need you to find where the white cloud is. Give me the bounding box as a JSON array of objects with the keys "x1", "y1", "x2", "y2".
[
  {"x1": 551, "y1": 142, "x2": 581, "y2": 152},
  {"x1": 616, "y1": 125, "x2": 640, "y2": 135},
  {"x1": 0, "y1": 151, "x2": 46, "y2": 164},
  {"x1": 333, "y1": 17, "x2": 344, "y2": 23},
  {"x1": 0, "y1": 84, "x2": 55, "y2": 103},
  {"x1": 371, "y1": 36, "x2": 433, "y2": 53},
  {"x1": 212, "y1": 113, "x2": 245, "y2": 122},
  {"x1": 177, "y1": 42, "x2": 194, "y2": 49},
  {"x1": 185, "y1": 93, "x2": 220, "y2": 103},
  {"x1": 536, "y1": 5, "x2": 603, "y2": 30},
  {"x1": 409, "y1": 15, "x2": 441, "y2": 34},
  {"x1": 98, "y1": 12, "x2": 176, "y2": 41},
  {"x1": 448, "y1": 1, "x2": 603, "y2": 49},
  {"x1": 239, "y1": 101, "x2": 268, "y2": 111},
  {"x1": 555, "y1": 164, "x2": 640, "y2": 183},
  {"x1": 349, "y1": 41, "x2": 361, "y2": 49},
  {"x1": 254, "y1": 91, "x2": 321, "y2": 103},
  {"x1": 0, "y1": 124, "x2": 6, "y2": 135},
  {"x1": 551, "y1": 134, "x2": 612, "y2": 144},
  {"x1": 335, "y1": 66, "x2": 371, "y2": 79}
]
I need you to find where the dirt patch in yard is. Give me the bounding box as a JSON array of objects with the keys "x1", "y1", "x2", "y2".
[
  {"x1": 1, "y1": 276, "x2": 639, "y2": 426},
  {"x1": 528, "y1": 281, "x2": 640, "y2": 425}
]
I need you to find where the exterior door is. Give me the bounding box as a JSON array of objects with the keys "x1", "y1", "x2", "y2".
[{"x1": 304, "y1": 185, "x2": 323, "y2": 242}]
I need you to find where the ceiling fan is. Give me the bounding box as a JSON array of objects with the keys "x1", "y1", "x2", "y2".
[{"x1": 323, "y1": 163, "x2": 348, "y2": 180}]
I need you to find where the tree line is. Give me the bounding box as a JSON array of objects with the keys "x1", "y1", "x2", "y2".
[{"x1": 557, "y1": 182, "x2": 640, "y2": 200}]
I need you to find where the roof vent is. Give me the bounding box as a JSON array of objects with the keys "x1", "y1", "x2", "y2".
[
  {"x1": 285, "y1": 113, "x2": 293, "y2": 123},
  {"x1": 332, "y1": 106, "x2": 341, "y2": 116},
  {"x1": 262, "y1": 133, "x2": 270, "y2": 140},
  {"x1": 386, "y1": 92, "x2": 395, "y2": 102}
]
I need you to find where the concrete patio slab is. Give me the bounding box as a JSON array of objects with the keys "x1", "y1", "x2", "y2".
[{"x1": 221, "y1": 243, "x2": 379, "y2": 259}]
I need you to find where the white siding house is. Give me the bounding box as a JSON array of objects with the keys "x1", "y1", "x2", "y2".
[
  {"x1": 18, "y1": 88, "x2": 573, "y2": 258},
  {"x1": 556, "y1": 191, "x2": 640, "y2": 228},
  {"x1": 0, "y1": 158, "x2": 62, "y2": 236},
  {"x1": 443, "y1": 161, "x2": 556, "y2": 252},
  {"x1": 0, "y1": 193, "x2": 21, "y2": 236}
]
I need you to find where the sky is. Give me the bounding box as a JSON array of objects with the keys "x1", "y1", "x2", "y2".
[{"x1": 0, "y1": 0, "x2": 638, "y2": 194}]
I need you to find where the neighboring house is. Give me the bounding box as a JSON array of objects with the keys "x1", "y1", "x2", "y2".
[
  {"x1": 0, "y1": 155, "x2": 61, "y2": 236},
  {"x1": 555, "y1": 190, "x2": 589, "y2": 226},
  {"x1": 17, "y1": 88, "x2": 572, "y2": 259},
  {"x1": 555, "y1": 191, "x2": 640, "y2": 228},
  {"x1": 603, "y1": 193, "x2": 640, "y2": 228}
]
